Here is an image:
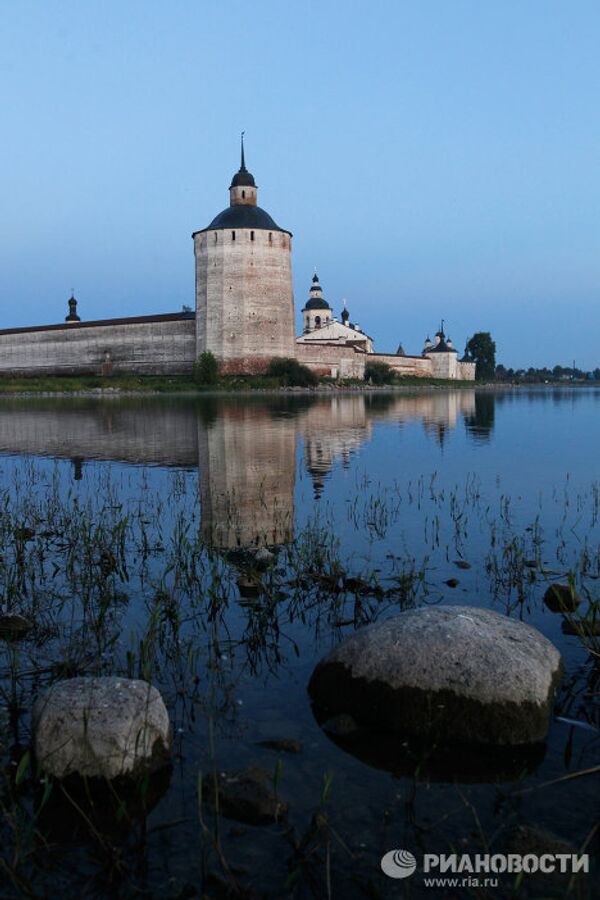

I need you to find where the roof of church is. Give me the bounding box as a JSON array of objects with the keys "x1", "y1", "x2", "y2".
[
  {"x1": 304, "y1": 297, "x2": 330, "y2": 310},
  {"x1": 428, "y1": 338, "x2": 458, "y2": 353}
]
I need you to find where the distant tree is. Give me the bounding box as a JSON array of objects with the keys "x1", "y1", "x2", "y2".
[
  {"x1": 594, "y1": 368, "x2": 600, "y2": 381},
  {"x1": 193, "y1": 351, "x2": 219, "y2": 385},
  {"x1": 364, "y1": 361, "x2": 395, "y2": 384},
  {"x1": 495, "y1": 364, "x2": 507, "y2": 381},
  {"x1": 466, "y1": 332, "x2": 496, "y2": 381},
  {"x1": 266, "y1": 357, "x2": 317, "y2": 386}
]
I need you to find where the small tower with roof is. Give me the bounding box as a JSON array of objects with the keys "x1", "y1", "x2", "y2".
[
  {"x1": 192, "y1": 134, "x2": 295, "y2": 372},
  {"x1": 65, "y1": 293, "x2": 80, "y2": 323},
  {"x1": 302, "y1": 272, "x2": 331, "y2": 332}
]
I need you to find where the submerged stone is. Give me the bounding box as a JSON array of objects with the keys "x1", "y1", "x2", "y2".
[
  {"x1": 33, "y1": 676, "x2": 171, "y2": 780},
  {"x1": 308, "y1": 606, "x2": 562, "y2": 745},
  {"x1": 202, "y1": 766, "x2": 288, "y2": 825},
  {"x1": 544, "y1": 583, "x2": 581, "y2": 612}
]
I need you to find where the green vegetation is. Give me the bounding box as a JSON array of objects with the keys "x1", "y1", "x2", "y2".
[
  {"x1": 0, "y1": 371, "x2": 483, "y2": 394},
  {"x1": 496, "y1": 363, "x2": 600, "y2": 383},
  {"x1": 364, "y1": 360, "x2": 395, "y2": 384},
  {"x1": 192, "y1": 350, "x2": 219, "y2": 385},
  {"x1": 265, "y1": 357, "x2": 318, "y2": 386},
  {"x1": 466, "y1": 331, "x2": 496, "y2": 381}
]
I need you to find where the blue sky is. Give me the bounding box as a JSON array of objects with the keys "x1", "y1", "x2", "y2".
[{"x1": 1, "y1": 1, "x2": 598, "y2": 368}]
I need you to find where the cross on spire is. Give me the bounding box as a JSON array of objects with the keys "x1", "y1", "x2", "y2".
[{"x1": 240, "y1": 131, "x2": 246, "y2": 171}]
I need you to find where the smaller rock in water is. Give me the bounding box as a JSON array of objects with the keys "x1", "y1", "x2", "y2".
[
  {"x1": 454, "y1": 560, "x2": 471, "y2": 570},
  {"x1": 33, "y1": 677, "x2": 171, "y2": 780},
  {"x1": 202, "y1": 767, "x2": 287, "y2": 825},
  {"x1": 0, "y1": 613, "x2": 33, "y2": 640},
  {"x1": 544, "y1": 583, "x2": 580, "y2": 613},
  {"x1": 445, "y1": 578, "x2": 459, "y2": 588}
]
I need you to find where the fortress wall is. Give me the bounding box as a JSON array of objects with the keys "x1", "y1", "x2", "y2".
[
  {"x1": 457, "y1": 360, "x2": 477, "y2": 380},
  {"x1": 374, "y1": 354, "x2": 433, "y2": 377},
  {"x1": 0, "y1": 317, "x2": 196, "y2": 376},
  {"x1": 194, "y1": 228, "x2": 296, "y2": 370},
  {"x1": 295, "y1": 342, "x2": 367, "y2": 379}
]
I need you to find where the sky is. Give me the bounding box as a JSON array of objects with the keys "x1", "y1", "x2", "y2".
[{"x1": 1, "y1": 0, "x2": 599, "y2": 369}]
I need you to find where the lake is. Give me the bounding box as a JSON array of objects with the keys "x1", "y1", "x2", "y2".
[{"x1": 0, "y1": 387, "x2": 598, "y2": 898}]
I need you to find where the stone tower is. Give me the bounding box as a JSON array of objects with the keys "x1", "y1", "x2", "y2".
[{"x1": 192, "y1": 137, "x2": 295, "y2": 374}]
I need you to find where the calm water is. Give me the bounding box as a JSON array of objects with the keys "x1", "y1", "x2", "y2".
[{"x1": 0, "y1": 388, "x2": 598, "y2": 898}]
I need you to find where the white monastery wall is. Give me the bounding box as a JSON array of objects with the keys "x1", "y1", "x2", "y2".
[{"x1": 0, "y1": 316, "x2": 195, "y2": 377}]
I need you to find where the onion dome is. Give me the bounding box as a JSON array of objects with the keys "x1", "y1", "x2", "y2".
[
  {"x1": 65, "y1": 294, "x2": 80, "y2": 323},
  {"x1": 304, "y1": 272, "x2": 331, "y2": 310}
]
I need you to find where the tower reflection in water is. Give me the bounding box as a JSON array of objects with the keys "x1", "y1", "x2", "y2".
[{"x1": 0, "y1": 390, "x2": 489, "y2": 552}]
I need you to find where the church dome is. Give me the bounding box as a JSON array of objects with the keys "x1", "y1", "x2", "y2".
[
  {"x1": 206, "y1": 205, "x2": 287, "y2": 231},
  {"x1": 304, "y1": 296, "x2": 330, "y2": 310}
]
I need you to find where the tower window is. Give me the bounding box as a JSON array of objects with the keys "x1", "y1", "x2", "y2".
[
  {"x1": 242, "y1": 190, "x2": 245, "y2": 199},
  {"x1": 250, "y1": 231, "x2": 255, "y2": 241},
  {"x1": 231, "y1": 231, "x2": 235, "y2": 241},
  {"x1": 315, "y1": 316, "x2": 321, "y2": 328},
  {"x1": 268, "y1": 232, "x2": 272, "y2": 243}
]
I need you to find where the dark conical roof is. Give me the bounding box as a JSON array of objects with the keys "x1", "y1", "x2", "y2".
[
  {"x1": 230, "y1": 132, "x2": 256, "y2": 188},
  {"x1": 429, "y1": 338, "x2": 457, "y2": 354}
]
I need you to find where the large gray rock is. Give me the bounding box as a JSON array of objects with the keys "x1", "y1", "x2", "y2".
[
  {"x1": 308, "y1": 606, "x2": 562, "y2": 745},
  {"x1": 33, "y1": 677, "x2": 171, "y2": 779}
]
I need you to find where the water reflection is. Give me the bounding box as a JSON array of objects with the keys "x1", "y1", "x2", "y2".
[
  {"x1": 0, "y1": 390, "x2": 488, "y2": 546},
  {"x1": 464, "y1": 391, "x2": 496, "y2": 442}
]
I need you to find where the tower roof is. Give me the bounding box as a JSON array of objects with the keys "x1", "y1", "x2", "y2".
[
  {"x1": 194, "y1": 135, "x2": 291, "y2": 235},
  {"x1": 205, "y1": 205, "x2": 286, "y2": 232},
  {"x1": 230, "y1": 132, "x2": 256, "y2": 188}
]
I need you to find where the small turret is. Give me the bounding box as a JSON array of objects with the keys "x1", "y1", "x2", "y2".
[
  {"x1": 229, "y1": 132, "x2": 257, "y2": 207},
  {"x1": 65, "y1": 294, "x2": 80, "y2": 323}
]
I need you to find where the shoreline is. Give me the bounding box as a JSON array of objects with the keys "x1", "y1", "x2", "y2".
[{"x1": 0, "y1": 381, "x2": 590, "y2": 399}]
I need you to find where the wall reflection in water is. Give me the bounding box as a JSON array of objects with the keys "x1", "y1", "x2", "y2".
[{"x1": 0, "y1": 390, "x2": 492, "y2": 549}]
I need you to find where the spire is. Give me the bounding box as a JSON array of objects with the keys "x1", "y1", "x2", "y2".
[{"x1": 230, "y1": 132, "x2": 256, "y2": 190}]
